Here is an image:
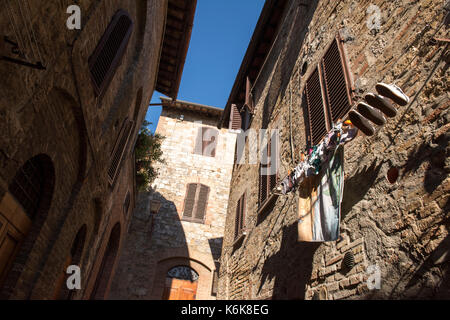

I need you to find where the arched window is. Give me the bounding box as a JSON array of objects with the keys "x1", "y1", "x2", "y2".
[
  {"x1": 0, "y1": 154, "x2": 54, "y2": 293},
  {"x1": 89, "y1": 10, "x2": 134, "y2": 97},
  {"x1": 163, "y1": 266, "x2": 198, "y2": 300},
  {"x1": 90, "y1": 223, "x2": 121, "y2": 300},
  {"x1": 182, "y1": 184, "x2": 209, "y2": 223},
  {"x1": 53, "y1": 225, "x2": 87, "y2": 300}
]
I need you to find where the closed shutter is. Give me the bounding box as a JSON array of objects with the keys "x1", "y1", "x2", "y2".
[
  {"x1": 305, "y1": 67, "x2": 328, "y2": 146},
  {"x1": 183, "y1": 184, "x2": 209, "y2": 223},
  {"x1": 322, "y1": 38, "x2": 352, "y2": 123},
  {"x1": 89, "y1": 10, "x2": 133, "y2": 97},
  {"x1": 183, "y1": 184, "x2": 197, "y2": 218},
  {"x1": 259, "y1": 135, "x2": 278, "y2": 209},
  {"x1": 108, "y1": 119, "x2": 134, "y2": 185},
  {"x1": 234, "y1": 193, "x2": 246, "y2": 240},
  {"x1": 194, "y1": 184, "x2": 209, "y2": 221},
  {"x1": 229, "y1": 104, "x2": 242, "y2": 130},
  {"x1": 234, "y1": 197, "x2": 241, "y2": 239}
]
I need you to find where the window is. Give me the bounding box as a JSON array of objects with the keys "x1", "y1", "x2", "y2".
[
  {"x1": 304, "y1": 35, "x2": 353, "y2": 146},
  {"x1": 108, "y1": 119, "x2": 134, "y2": 185},
  {"x1": 234, "y1": 192, "x2": 246, "y2": 240},
  {"x1": 89, "y1": 10, "x2": 134, "y2": 97},
  {"x1": 229, "y1": 104, "x2": 242, "y2": 130},
  {"x1": 8, "y1": 156, "x2": 46, "y2": 219},
  {"x1": 258, "y1": 133, "x2": 279, "y2": 208},
  {"x1": 194, "y1": 127, "x2": 219, "y2": 157},
  {"x1": 182, "y1": 184, "x2": 210, "y2": 223}
]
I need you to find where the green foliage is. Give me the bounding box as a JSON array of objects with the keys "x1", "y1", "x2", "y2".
[{"x1": 134, "y1": 120, "x2": 165, "y2": 191}]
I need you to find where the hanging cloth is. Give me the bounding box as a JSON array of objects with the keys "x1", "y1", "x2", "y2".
[{"x1": 298, "y1": 145, "x2": 345, "y2": 242}]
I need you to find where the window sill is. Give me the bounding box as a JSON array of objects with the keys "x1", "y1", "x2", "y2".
[
  {"x1": 233, "y1": 230, "x2": 247, "y2": 246},
  {"x1": 257, "y1": 192, "x2": 278, "y2": 216},
  {"x1": 181, "y1": 217, "x2": 205, "y2": 224}
]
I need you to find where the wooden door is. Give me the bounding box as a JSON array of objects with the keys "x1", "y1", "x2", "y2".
[
  {"x1": 163, "y1": 278, "x2": 198, "y2": 300},
  {"x1": 0, "y1": 193, "x2": 32, "y2": 288}
]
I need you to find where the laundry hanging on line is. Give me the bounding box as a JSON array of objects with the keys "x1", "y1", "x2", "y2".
[{"x1": 280, "y1": 121, "x2": 357, "y2": 195}]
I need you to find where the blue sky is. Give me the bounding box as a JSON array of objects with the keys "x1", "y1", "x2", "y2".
[{"x1": 145, "y1": 0, "x2": 265, "y2": 132}]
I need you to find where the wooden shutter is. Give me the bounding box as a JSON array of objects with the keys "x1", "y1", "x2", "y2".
[
  {"x1": 322, "y1": 37, "x2": 353, "y2": 123},
  {"x1": 194, "y1": 184, "x2": 209, "y2": 221},
  {"x1": 234, "y1": 193, "x2": 246, "y2": 240},
  {"x1": 304, "y1": 35, "x2": 353, "y2": 146},
  {"x1": 305, "y1": 67, "x2": 328, "y2": 146},
  {"x1": 183, "y1": 184, "x2": 197, "y2": 218},
  {"x1": 108, "y1": 119, "x2": 134, "y2": 185},
  {"x1": 229, "y1": 104, "x2": 242, "y2": 130},
  {"x1": 259, "y1": 135, "x2": 278, "y2": 208},
  {"x1": 89, "y1": 10, "x2": 134, "y2": 97},
  {"x1": 183, "y1": 184, "x2": 209, "y2": 223},
  {"x1": 245, "y1": 77, "x2": 254, "y2": 112}
]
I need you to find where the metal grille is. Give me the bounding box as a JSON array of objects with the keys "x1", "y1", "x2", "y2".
[
  {"x1": 108, "y1": 119, "x2": 134, "y2": 185},
  {"x1": 89, "y1": 11, "x2": 133, "y2": 97},
  {"x1": 305, "y1": 67, "x2": 328, "y2": 145},
  {"x1": 9, "y1": 157, "x2": 45, "y2": 219},
  {"x1": 322, "y1": 38, "x2": 352, "y2": 123}
]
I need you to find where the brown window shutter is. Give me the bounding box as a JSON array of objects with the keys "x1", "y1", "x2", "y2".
[
  {"x1": 194, "y1": 184, "x2": 209, "y2": 221},
  {"x1": 89, "y1": 10, "x2": 134, "y2": 97},
  {"x1": 183, "y1": 184, "x2": 197, "y2": 218},
  {"x1": 259, "y1": 166, "x2": 268, "y2": 206},
  {"x1": 108, "y1": 119, "x2": 134, "y2": 185},
  {"x1": 240, "y1": 192, "x2": 246, "y2": 232},
  {"x1": 321, "y1": 37, "x2": 353, "y2": 123},
  {"x1": 305, "y1": 67, "x2": 328, "y2": 145},
  {"x1": 229, "y1": 104, "x2": 242, "y2": 130},
  {"x1": 245, "y1": 76, "x2": 254, "y2": 112},
  {"x1": 268, "y1": 136, "x2": 278, "y2": 192},
  {"x1": 234, "y1": 197, "x2": 241, "y2": 239}
]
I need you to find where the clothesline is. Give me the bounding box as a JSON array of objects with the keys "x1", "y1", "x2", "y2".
[{"x1": 278, "y1": 120, "x2": 358, "y2": 195}]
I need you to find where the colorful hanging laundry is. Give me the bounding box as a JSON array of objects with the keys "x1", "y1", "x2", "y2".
[
  {"x1": 280, "y1": 121, "x2": 357, "y2": 195},
  {"x1": 297, "y1": 145, "x2": 345, "y2": 242}
]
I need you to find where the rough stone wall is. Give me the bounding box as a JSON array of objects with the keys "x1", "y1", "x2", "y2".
[
  {"x1": 219, "y1": 0, "x2": 449, "y2": 300},
  {"x1": 0, "y1": 0, "x2": 166, "y2": 299},
  {"x1": 109, "y1": 107, "x2": 236, "y2": 300}
]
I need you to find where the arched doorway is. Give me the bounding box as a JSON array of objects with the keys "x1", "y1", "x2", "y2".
[
  {"x1": 90, "y1": 223, "x2": 121, "y2": 299},
  {"x1": 52, "y1": 224, "x2": 87, "y2": 300},
  {"x1": 163, "y1": 266, "x2": 199, "y2": 300},
  {"x1": 0, "y1": 154, "x2": 55, "y2": 293}
]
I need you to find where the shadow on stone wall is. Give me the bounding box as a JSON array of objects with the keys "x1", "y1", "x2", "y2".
[
  {"x1": 109, "y1": 189, "x2": 189, "y2": 299},
  {"x1": 401, "y1": 132, "x2": 449, "y2": 194},
  {"x1": 257, "y1": 223, "x2": 320, "y2": 299},
  {"x1": 341, "y1": 160, "x2": 384, "y2": 220}
]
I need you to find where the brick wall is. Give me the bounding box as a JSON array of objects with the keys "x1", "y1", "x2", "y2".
[
  {"x1": 0, "y1": 0, "x2": 167, "y2": 299},
  {"x1": 219, "y1": 0, "x2": 449, "y2": 300}
]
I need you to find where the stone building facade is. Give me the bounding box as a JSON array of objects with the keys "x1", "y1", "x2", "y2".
[
  {"x1": 218, "y1": 0, "x2": 449, "y2": 300},
  {"x1": 0, "y1": 0, "x2": 196, "y2": 299},
  {"x1": 110, "y1": 98, "x2": 236, "y2": 300}
]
